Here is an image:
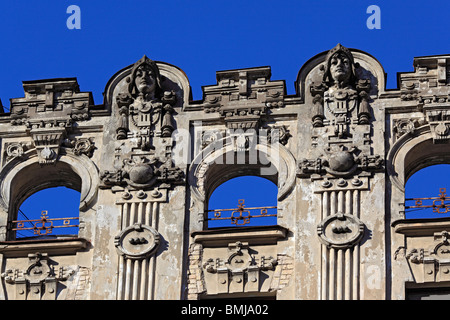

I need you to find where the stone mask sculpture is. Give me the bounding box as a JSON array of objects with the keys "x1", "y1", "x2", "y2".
[
  {"x1": 127, "y1": 55, "x2": 162, "y2": 100},
  {"x1": 322, "y1": 44, "x2": 358, "y2": 89},
  {"x1": 116, "y1": 55, "x2": 176, "y2": 143},
  {"x1": 311, "y1": 44, "x2": 371, "y2": 133}
]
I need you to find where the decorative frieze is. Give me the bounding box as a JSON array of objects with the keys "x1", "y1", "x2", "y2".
[
  {"x1": 1, "y1": 43, "x2": 447, "y2": 301},
  {"x1": 297, "y1": 146, "x2": 383, "y2": 179},
  {"x1": 202, "y1": 67, "x2": 285, "y2": 130},
  {"x1": 202, "y1": 241, "x2": 277, "y2": 294},
  {"x1": 1, "y1": 252, "x2": 75, "y2": 300},
  {"x1": 99, "y1": 156, "x2": 184, "y2": 191},
  {"x1": 406, "y1": 231, "x2": 450, "y2": 283},
  {"x1": 188, "y1": 226, "x2": 290, "y2": 298},
  {"x1": 9, "y1": 78, "x2": 92, "y2": 126}
]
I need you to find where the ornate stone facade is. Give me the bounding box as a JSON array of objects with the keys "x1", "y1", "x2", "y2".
[{"x1": 0, "y1": 45, "x2": 449, "y2": 299}]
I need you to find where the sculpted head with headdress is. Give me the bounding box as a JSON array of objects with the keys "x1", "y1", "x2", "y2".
[
  {"x1": 127, "y1": 55, "x2": 162, "y2": 100},
  {"x1": 323, "y1": 44, "x2": 358, "y2": 89}
]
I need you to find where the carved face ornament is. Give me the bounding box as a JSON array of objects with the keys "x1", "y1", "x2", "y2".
[
  {"x1": 323, "y1": 44, "x2": 357, "y2": 89},
  {"x1": 127, "y1": 55, "x2": 161, "y2": 99},
  {"x1": 330, "y1": 52, "x2": 351, "y2": 86},
  {"x1": 135, "y1": 64, "x2": 156, "y2": 96}
]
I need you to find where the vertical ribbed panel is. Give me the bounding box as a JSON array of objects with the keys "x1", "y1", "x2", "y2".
[
  {"x1": 116, "y1": 201, "x2": 159, "y2": 300},
  {"x1": 320, "y1": 189, "x2": 361, "y2": 300}
]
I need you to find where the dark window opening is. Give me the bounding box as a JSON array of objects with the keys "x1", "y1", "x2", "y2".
[{"x1": 406, "y1": 286, "x2": 450, "y2": 300}]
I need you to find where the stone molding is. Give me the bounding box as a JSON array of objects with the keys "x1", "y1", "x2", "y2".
[
  {"x1": 1, "y1": 252, "x2": 76, "y2": 300},
  {"x1": 188, "y1": 226, "x2": 290, "y2": 298},
  {"x1": 0, "y1": 238, "x2": 89, "y2": 257},
  {"x1": 0, "y1": 46, "x2": 448, "y2": 300}
]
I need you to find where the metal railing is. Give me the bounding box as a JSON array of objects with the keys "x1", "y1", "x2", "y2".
[
  {"x1": 11, "y1": 210, "x2": 79, "y2": 237},
  {"x1": 405, "y1": 188, "x2": 450, "y2": 215},
  {"x1": 206, "y1": 199, "x2": 277, "y2": 226}
]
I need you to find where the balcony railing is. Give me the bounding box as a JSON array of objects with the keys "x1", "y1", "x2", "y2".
[
  {"x1": 206, "y1": 199, "x2": 277, "y2": 227},
  {"x1": 10, "y1": 210, "x2": 79, "y2": 237},
  {"x1": 405, "y1": 188, "x2": 450, "y2": 215}
]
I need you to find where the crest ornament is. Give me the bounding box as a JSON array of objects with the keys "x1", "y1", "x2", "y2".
[
  {"x1": 114, "y1": 223, "x2": 160, "y2": 260},
  {"x1": 317, "y1": 212, "x2": 365, "y2": 249}
]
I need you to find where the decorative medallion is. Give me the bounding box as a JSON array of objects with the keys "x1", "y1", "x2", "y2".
[
  {"x1": 317, "y1": 212, "x2": 365, "y2": 249},
  {"x1": 24, "y1": 252, "x2": 52, "y2": 283},
  {"x1": 6, "y1": 142, "x2": 25, "y2": 161},
  {"x1": 114, "y1": 223, "x2": 160, "y2": 260}
]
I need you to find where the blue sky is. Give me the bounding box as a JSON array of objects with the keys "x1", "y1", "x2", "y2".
[
  {"x1": 1, "y1": 1, "x2": 449, "y2": 105},
  {"x1": 405, "y1": 165, "x2": 450, "y2": 219},
  {"x1": 1, "y1": 1, "x2": 450, "y2": 232}
]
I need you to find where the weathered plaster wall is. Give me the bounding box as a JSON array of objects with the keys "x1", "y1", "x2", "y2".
[{"x1": 0, "y1": 46, "x2": 449, "y2": 300}]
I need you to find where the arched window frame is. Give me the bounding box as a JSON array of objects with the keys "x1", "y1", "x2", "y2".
[
  {"x1": 388, "y1": 125, "x2": 450, "y2": 221},
  {"x1": 188, "y1": 136, "x2": 296, "y2": 231},
  {"x1": 0, "y1": 150, "x2": 99, "y2": 241}
]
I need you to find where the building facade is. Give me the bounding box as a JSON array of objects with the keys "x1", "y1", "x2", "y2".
[{"x1": 0, "y1": 44, "x2": 449, "y2": 300}]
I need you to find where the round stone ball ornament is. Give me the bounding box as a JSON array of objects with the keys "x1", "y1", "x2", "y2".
[{"x1": 114, "y1": 223, "x2": 160, "y2": 259}]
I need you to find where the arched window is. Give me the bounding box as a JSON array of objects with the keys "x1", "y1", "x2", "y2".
[
  {"x1": 0, "y1": 153, "x2": 99, "y2": 241},
  {"x1": 13, "y1": 187, "x2": 81, "y2": 239},
  {"x1": 405, "y1": 164, "x2": 450, "y2": 219},
  {"x1": 206, "y1": 176, "x2": 278, "y2": 228}
]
